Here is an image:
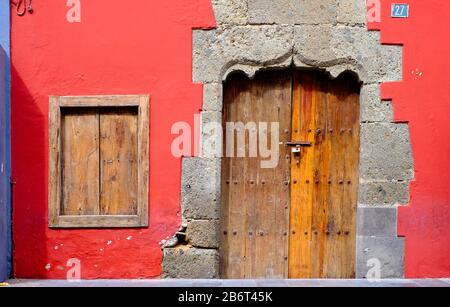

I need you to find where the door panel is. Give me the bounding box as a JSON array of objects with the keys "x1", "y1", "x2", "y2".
[
  {"x1": 220, "y1": 71, "x2": 292, "y2": 279},
  {"x1": 288, "y1": 71, "x2": 360, "y2": 278},
  {"x1": 220, "y1": 70, "x2": 360, "y2": 279}
]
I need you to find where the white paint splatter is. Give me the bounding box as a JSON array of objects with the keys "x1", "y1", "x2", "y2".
[
  {"x1": 126, "y1": 236, "x2": 133, "y2": 241},
  {"x1": 411, "y1": 68, "x2": 423, "y2": 80},
  {"x1": 54, "y1": 245, "x2": 59, "y2": 250},
  {"x1": 107, "y1": 240, "x2": 113, "y2": 245},
  {"x1": 45, "y1": 264, "x2": 52, "y2": 271}
]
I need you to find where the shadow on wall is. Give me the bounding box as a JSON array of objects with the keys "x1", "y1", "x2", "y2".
[
  {"x1": 0, "y1": 46, "x2": 10, "y2": 282},
  {"x1": 10, "y1": 0, "x2": 216, "y2": 279},
  {"x1": 10, "y1": 64, "x2": 48, "y2": 278}
]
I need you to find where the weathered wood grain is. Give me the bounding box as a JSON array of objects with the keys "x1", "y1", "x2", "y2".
[
  {"x1": 221, "y1": 71, "x2": 291, "y2": 278},
  {"x1": 289, "y1": 71, "x2": 360, "y2": 278},
  {"x1": 99, "y1": 107, "x2": 138, "y2": 215},
  {"x1": 61, "y1": 108, "x2": 100, "y2": 216},
  {"x1": 48, "y1": 95, "x2": 150, "y2": 228}
]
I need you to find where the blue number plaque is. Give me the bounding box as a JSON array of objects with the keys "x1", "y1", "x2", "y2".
[{"x1": 391, "y1": 4, "x2": 409, "y2": 18}]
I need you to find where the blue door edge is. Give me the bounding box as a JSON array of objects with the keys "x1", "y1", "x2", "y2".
[{"x1": 0, "y1": 0, "x2": 12, "y2": 282}]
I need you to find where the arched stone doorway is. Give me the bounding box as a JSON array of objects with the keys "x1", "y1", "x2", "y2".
[
  {"x1": 162, "y1": 1, "x2": 413, "y2": 280},
  {"x1": 220, "y1": 69, "x2": 361, "y2": 278}
]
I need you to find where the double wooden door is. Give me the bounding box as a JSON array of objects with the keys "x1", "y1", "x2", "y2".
[{"x1": 220, "y1": 70, "x2": 360, "y2": 279}]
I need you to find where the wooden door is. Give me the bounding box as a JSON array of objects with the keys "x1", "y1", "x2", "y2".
[
  {"x1": 220, "y1": 71, "x2": 292, "y2": 279},
  {"x1": 288, "y1": 71, "x2": 360, "y2": 278},
  {"x1": 220, "y1": 70, "x2": 360, "y2": 279}
]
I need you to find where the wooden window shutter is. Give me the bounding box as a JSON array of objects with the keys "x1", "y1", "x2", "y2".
[{"x1": 48, "y1": 95, "x2": 150, "y2": 228}]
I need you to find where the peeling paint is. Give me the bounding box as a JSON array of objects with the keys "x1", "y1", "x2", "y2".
[{"x1": 411, "y1": 68, "x2": 423, "y2": 80}]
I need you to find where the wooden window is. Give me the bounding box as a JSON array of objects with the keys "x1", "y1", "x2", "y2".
[{"x1": 48, "y1": 95, "x2": 149, "y2": 228}]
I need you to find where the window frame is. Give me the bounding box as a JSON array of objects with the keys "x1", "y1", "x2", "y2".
[{"x1": 48, "y1": 95, "x2": 150, "y2": 228}]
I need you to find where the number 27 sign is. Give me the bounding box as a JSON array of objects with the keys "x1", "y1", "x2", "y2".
[{"x1": 391, "y1": 3, "x2": 409, "y2": 18}]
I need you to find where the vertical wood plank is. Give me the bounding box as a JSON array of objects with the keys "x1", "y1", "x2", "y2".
[
  {"x1": 219, "y1": 96, "x2": 230, "y2": 278},
  {"x1": 276, "y1": 73, "x2": 292, "y2": 278},
  {"x1": 324, "y1": 77, "x2": 345, "y2": 278},
  {"x1": 339, "y1": 77, "x2": 360, "y2": 278},
  {"x1": 61, "y1": 108, "x2": 100, "y2": 215},
  {"x1": 289, "y1": 71, "x2": 315, "y2": 278},
  {"x1": 310, "y1": 73, "x2": 330, "y2": 278},
  {"x1": 242, "y1": 77, "x2": 257, "y2": 278},
  {"x1": 99, "y1": 107, "x2": 138, "y2": 215},
  {"x1": 48, "y1": 97, "x2": 62, "y2": 226},
  {"x1": 137, "y1": 95, "x2": 150, "y2": 226}
]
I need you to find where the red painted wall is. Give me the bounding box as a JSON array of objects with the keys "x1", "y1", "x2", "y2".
[
  {"x1": 11, "y1": 1, "x2": 215, "y2": 279},
  {"x1": 11, "y1": 0, "x2": 450, "y2": 279},
  {"x1": 369, "y1": 0, "x2": 450, "y2": 277}
]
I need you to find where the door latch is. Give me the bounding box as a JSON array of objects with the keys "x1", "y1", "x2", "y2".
[
  {"x1": 285, "y1": 141, "x2": 312, "y2": 165},
  {"x1": 292, "y1": 146, "x2": 301, "y2": 154}
]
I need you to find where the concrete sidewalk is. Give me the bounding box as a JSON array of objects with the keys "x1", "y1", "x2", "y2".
[{"x1": 4, "y1": 279, "x2": 450, "y2": 287}]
